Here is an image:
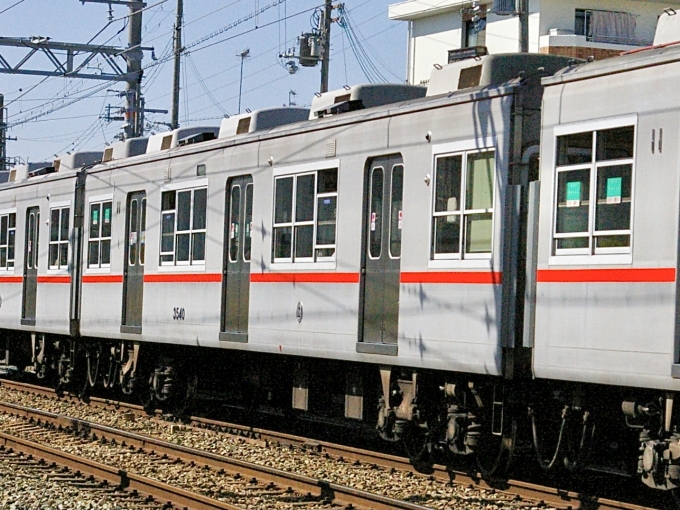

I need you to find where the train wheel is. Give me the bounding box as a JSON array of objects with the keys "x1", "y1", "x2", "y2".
[
  {"x1": 475, "y1": 417, "x2": 516, "y2": 479},
  {"x1": 85, "y1": 343, "x2": 102, "y2": 389},
  {"x1": 172, "y1": 372, "x2": 198, "y2": 418},
  {"x1": 403, "y1": 422, "x2": 434, "y2": 473}
]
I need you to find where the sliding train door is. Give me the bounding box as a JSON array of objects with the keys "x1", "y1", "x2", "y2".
[
  {"x1": 21, "y1": 207, "x2": 39, "y2": 326},
  {"x1": 121, "y1": 191, "x2": 146, "y2": 334},
  {"x1": 357, "y1": 156, "x2": 403, "y2": 355},
  {"x1": 220, "y1": 175, "x2": 253, "y2": 342}
]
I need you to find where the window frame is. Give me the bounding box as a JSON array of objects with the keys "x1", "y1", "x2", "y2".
[
  {"x1": 87, "y1": 194, "x2": 113, "y2": 271},
  {"x1": 159, "y1": 178, "x2": 208, "y2": 269},
  {"x1": 430, "y1": 146, "x2": 496, "y2": 264},
  {"x1": 271, "y1": 160, "x2": 339, "y2": 269},
  {"x1": 550, "y1": 115, "x2": 637, "y2": 266},
  {"x1": 47, "y1": 200, "x2": 71, "y2": 272},
  {"x1": 0, "y1": 208, "x2": 17, "y2": 272}
]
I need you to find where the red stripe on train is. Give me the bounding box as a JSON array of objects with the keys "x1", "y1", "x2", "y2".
[
  {"x1": 250, "y1": 272, "x2": 360, "y2": 283},
  {"x1": 37, "y1": 276, "x2": 70, "y2": 284},
  {"x1": 537, "y1": 268, "x2": 676, "y2": 283},
  {"x1": 0, "y1": 276, "x2": 23, "y2": 283},
  {"x1": 401, "y1": 271, "x2": 502, "y2": 284},
  {"x1": 82, "y1": 275, "x2": 124, "y2": 283},
  {"x1": 144, "y1": 273, "x2": 222, "y2": 283}
]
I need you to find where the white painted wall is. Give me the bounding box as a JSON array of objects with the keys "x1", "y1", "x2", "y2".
[
  {"x1": 408, "y1": 11, "x2": 463, "y2": 84},
  {"x1": 392, "y1": 0, "x2": 680, "y2": 85}
]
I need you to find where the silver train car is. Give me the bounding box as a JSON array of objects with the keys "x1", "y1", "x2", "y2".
[{"x1": 3, "y1": 10, "x2": 680, "y2": 491}]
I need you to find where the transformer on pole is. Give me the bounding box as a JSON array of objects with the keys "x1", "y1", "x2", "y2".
[{"x1": 279, "y1": 0, "x2": 336, "y2": 94}]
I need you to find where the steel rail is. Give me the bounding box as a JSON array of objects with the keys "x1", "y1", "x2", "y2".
[
  {"x1": 0, "y1": 399, "x2": 430, "y2": 510},
  {"x1": 0, "y1": 379, "x2": 659, "y2": 510},
  {"x1": 0, "y1": 431, "x2": 243, "y2": 510}
]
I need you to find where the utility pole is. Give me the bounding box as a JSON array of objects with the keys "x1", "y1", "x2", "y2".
[
  {"x1": 171, "y1": 0, "x2": 183, "y2": 130},
  {"x1": 518, "y1": 0, "x2": 529, "y2": 53},
  {"x1": 123, "y1": 1, "x2": 145, "y2": 138},
  {"x1": 319, "y1": 0, "x2": 333, "y2": 93},
  {"x1": 80, "y1": 0, "x2": 146, "y2": 138},
  {"x1": 0, "y1": 95, "x2": 5, "y2": 173}
]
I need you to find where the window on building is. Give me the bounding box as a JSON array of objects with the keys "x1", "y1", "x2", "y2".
[
  {"x1": 461, "y1": 3, "x2": 487, "y2": 48},
  {"x1": 575, "y1": 9, "x2": 637, "y2": 45},
  {"x1": 432, "y1": 150, "x2": 495, "y2": 259},
  {"x1": 0, "y1": 213, "x2": 16, "y2": 270},
  {"x1": 553, "y1": 125, "x2": 634, "y2": 255},
  {"x1": 49, "y1": 206, "x2": 70, "y2": 270},
  {"x1": 88, "y1": 200, "x2": 112, "y2": 268},
  {"x1": 273, "y1": 168, "x2": 338, "y2": 262},
  {"x1": 160, "y1": 187, "x2": 207, "y2": 265}
]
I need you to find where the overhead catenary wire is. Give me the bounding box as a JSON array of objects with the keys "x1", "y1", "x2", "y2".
[
  {"x1": 0, "y1": 0, "x2": 25, "y2": 16},
  {"x1": 8, "y1": 0, "x2": 404, "y2": 160},
  {"x1": 6, "y1": 1, "x2": 315, "y2": 129}
]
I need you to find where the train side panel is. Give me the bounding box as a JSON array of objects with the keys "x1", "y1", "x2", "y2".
[
  {"x1": 534, "y1": 53, "x2": 680, "y2": 390},
  {"x1": 0, "y1": 174, "x2": 78, "y2": 336},
  {"x1": 395, "y1": 95, "x2": 512, "y2": 375}
]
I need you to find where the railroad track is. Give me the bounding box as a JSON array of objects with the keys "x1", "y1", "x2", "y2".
[{"x1": 0, "y1": 379, "x2": 664, "y2": 510}]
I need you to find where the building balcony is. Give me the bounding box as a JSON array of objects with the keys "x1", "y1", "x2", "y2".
[{"x1": 539, "y1": 29, "x2": 652, "y2": 60}]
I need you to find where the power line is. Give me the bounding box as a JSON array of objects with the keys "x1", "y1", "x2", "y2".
[{"x1": 0, "y1": 0, "x2": 26, "y2": 16}]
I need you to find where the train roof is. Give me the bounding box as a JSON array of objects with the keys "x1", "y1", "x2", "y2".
[
  {"x1": 427, "y1": 53, "x2": 579, "y2": 96},
  {"x1": 309, "y1": 84, "x2": 426, "y2": 119},
  {"x1": 218, "y1": 107, "x2": 310, "y2": 138},
  {"x1": 102, "y1": 137, "x2": 149, "y2": 162},
  {"x1": 146, "y1": 126, "x2": 219, "y2": 154}
]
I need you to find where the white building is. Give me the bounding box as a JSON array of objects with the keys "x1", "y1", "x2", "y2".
[{"x1": 388, "y1": 0, "x2": 680, "y2": 85}]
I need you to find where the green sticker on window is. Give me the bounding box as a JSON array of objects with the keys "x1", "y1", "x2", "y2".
[
  {"x1": 566, "y1": 181, "x2": 581, "y2": 207},
  {"x1": 92, "y1": 210, "x2": 99, "y2": 225},
  {"x1": 104, "y1": 208, "x2": 110, "y2": 223},
  {"x1": 606, "y1": 177, "x2": 622, "y2": 204}
]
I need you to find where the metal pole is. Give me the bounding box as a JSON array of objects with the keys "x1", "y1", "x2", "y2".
[
  {"x1": 319, "y1": 0, "x2": 332, "y2": 94},
  {"x1": 171, "y1": 0, "x2": 183, "y2": 129},
  {"x1": 125, "y1": 1, "x2": 145, "y2": 138},
  {"x1": 237, "y1": 49, "x2": 249, "y2": 114},
  {"x1": 0, "y1": 94, "x2": 5, "y2": 173},
  {"x1": 518, "y1": 0, "x2": 529, "y2": 53}
]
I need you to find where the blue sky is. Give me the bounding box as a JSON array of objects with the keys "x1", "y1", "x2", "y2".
[{"x1": 1, "y1": 0, "x2": 408, "y2": 163}]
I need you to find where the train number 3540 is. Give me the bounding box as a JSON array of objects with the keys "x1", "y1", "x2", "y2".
[{"x1": 172, "y1": 307, "x2": 186, "y2": 321}]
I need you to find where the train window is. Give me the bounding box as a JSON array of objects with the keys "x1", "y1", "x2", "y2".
[
  {"x1": 389, "y1": 165, "x2": 403, "y2": 258},
  {"x1": 369, "y1": 167, "x2": 383, "y2": 259},
  {"x1": 273, "y1": 177, "x2": 293, "y2": 259},
  {"x1": 49, "y1": 206, "x2": 70, "y2": 270},
  {"x1": 0, "y1": 212, "x2": 16, "y2": 270},
  {"x1": 244, "y1": 183, "x2": 253, "y2": 262},
  {"x1": 273, "y1": 168, "x2": 338, "y2": 263},
  {"x1": 160, "y1": 187, "x2": 207, "y2": 265},
  {"x1": 27, "y1": 212, "x2": 35, "y2": 270},
  {"x1": 129, "y1": 200, "x2": 138, "y2": 266},
  {"x1": 432, "y1": 150, "x2": 494, "y2": 259},
  {"x1": 140, "y1": 198, "x2": 146, "y2": 265},
  {"x1": 553, "y1": 125, "x2": 635, "y2": 255},
  {"x1": 228, "y1": 186, "x2": 241, "y2": 263},
  {"x1": 295, "y1": 174, "x2": 315, "y2": 259},
  {"x1": 88, "y1": 200, "x2": 112, "y2": 268}
]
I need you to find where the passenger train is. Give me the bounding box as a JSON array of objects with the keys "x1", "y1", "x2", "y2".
[{"x1": 4, "y1": 8, "x2": 680, "y2": 493}]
